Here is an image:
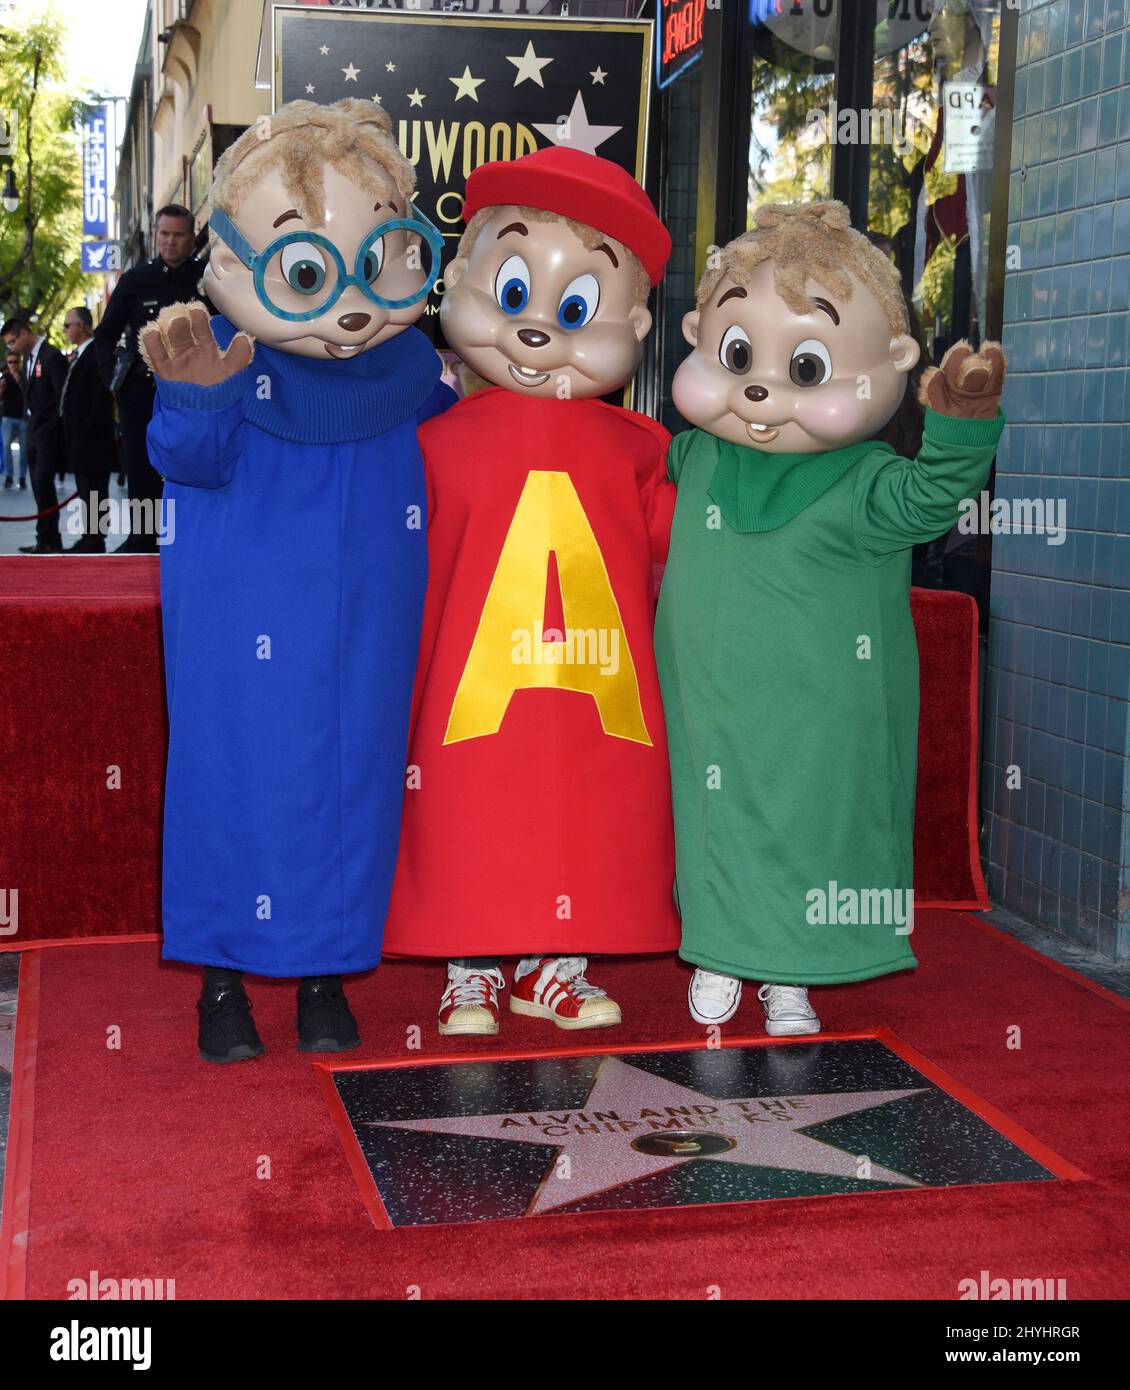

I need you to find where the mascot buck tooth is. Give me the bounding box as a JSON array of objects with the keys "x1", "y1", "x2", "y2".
[
  {"x1": 141, "y1": 99, "x2": 451, "y2": 1063},
  {"x1": 382, "y1": 148, "x2": 680, "y2": 1036},
  {"x1": 655, "y1": 202, "x2": 1007, "y2": 1036}
]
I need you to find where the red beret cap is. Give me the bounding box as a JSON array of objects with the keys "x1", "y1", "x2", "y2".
[{"x1": 462, "y1": 147, "x2": 672, "y2": 286}]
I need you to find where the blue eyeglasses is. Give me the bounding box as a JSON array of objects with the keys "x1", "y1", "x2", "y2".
[{"x1": 209, "y1": 201, "x2": 444, "y2": 321}]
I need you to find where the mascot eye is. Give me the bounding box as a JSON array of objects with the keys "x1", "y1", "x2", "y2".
[
  {"x1": 719, "y1": 324, "x2": 752, "y2": 374},
  {"x1": 790, "y1": 338, "x2": 832, "y2": 387},
  {"x1": 361, "y1": 239, "x2": 384, "y2": 284},
  {"x1": 557, "y1": 273, "x2": 600, "y2": 330},
  {"x1": 279, "y1": 242, "x2": 328, "y2": 296},
  {"x1": 495, "y1": 255, "x2": 531, "y2": 314}
]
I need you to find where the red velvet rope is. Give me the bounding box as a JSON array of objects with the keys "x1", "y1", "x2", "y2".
[{"x1": 0, "y1": 490, "x2": 79, "y2": 521}]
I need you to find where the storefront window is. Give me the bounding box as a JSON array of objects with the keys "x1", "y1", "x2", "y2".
[
  {"x1": 744, "y1": 2, "x2": 1003, "y2": 355},
  {"x1": 865, "y1": 0, "x2": 1002, "y2": 355},
  {"x1": 747, "y1": 4, "x2": 840, "y2": 215}
]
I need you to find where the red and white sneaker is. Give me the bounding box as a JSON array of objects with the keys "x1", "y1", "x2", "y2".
[
  {"x1": 438, "y1": 964, "x2": 506, "y2": 1036},
  {"x1": 509, "y1": 957, "x2": 621, "y2": 1030}
]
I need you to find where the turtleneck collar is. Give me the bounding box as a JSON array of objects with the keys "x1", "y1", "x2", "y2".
[
  {"x1": 705, "y1": 432, "x2": 889, "y2": 533},
  {"x1": 211, "y1": 315, "x2": 440, "y2": 445}
]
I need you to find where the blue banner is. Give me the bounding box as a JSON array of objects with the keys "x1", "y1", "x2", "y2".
[
  {"x1": 82, "y1": 105, "x2": 109, "y2": 238},
  {"x1": 81, "y1": 241, "x2": 119, "y2": 274}
]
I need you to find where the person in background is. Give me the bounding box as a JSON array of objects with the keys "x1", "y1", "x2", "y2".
[
  {"x1": 60, "y1": 306, "x2": 116, "y2": 553},
  {"x1": 0, "y1": 349, "x2": 27, "y2": 490},
  {"x1": 1, "y1": 316, "x2": 67, "y2": 553},
  {"x1": 93, "y1": 205, "x2": 206, "y2": 553}
]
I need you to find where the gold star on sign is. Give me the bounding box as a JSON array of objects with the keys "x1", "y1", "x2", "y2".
[
  {"x1": 449, "y1": 65, "x2": 485, "y2": 102},
  {"x1": 305, "y1": 83, "x2": 315, "y2": 94},
  {"x1": 408, "y1": 88, "x2": 426, "y2": 108},
  {"x1": 386, "y1": 61, "x2": 396, "y2": 72},
  {"x1": 319, "y1": 45, "x2": 329, "y2": 56},
  {"x1": 342, "y1": 62, "x2": 360, "y2": 82},
  {"x1": 590, "y1": 66, "x2": 608, "y2": 85},
  {"x1": 506, "y1": 40, "x2": 553, "y2": 88}
]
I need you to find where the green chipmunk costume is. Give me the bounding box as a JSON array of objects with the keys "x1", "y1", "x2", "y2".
[{"x1": 654, "y1": 202, "x2": 1006, "y2": 985}]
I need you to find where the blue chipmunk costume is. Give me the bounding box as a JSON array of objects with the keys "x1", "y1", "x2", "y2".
[{"x1": 141, "y1": 98, "x2": 451, "y2": 1062}]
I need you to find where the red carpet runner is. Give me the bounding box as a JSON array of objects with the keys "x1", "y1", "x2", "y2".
[
  {"x1": 4, "y1": 911, "x2": 1128, "y2": 1300},
  {"x1": 0, "y1": 559, "x2": 986, "y2": 947}
]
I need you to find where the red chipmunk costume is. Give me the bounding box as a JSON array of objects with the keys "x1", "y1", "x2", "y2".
[{"x1": 383, "y1": 149, "x2": 679, "y2": 964}]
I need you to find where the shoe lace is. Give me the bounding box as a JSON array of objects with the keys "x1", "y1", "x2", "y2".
[
  {"x1": 757, "y1": 984, "x2": 810, "y2": 1014},
  {"x1": 446, "y1": 968, "x2": 505, "y2": 1007},
  {"x1": 537, "y1": 956, "x2": 605, "y2": 1001},
  {"x1": 696, "y1": 971, "x2": 739, "y2": 1004},
  {"x1": 201, "y1": 985, "x2": 250, "y2": 1017}
]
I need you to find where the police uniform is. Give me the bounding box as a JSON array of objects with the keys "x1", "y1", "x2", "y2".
[{"x1": 93, "y1": 253, "x2": 207, "y2": 552}]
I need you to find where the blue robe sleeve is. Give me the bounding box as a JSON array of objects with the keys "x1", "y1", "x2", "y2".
[{"x1": 147, "y1": 369, "x2": 250, "y2": 490}]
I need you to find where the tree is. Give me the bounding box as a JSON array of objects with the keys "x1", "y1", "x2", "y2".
[{"x1": 0, "y1": 5, "x2": 90, "y2": 334}]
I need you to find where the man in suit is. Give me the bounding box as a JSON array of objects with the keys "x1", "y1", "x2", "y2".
[
  {"x1": 93, "y1": 205, "x2": 206, "y2": 553},
  {"x1": 59, "y1": 306, "x2": 116, "y2": 553},
  {"x1": 1, "y1": 317, "x2": 68, "y2": 554}
]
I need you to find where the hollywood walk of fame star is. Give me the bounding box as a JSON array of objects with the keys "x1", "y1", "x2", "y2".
[
  {"x1": 590, "y1": 66, "x2": 608, "y2": 85},
  {"x1": 450, "y1": 65, "x2": 485, "y2": 103},
  {"x1": 533, "y1": 90, "x2": 622, "y2": 156},
  {"x1": 507, "y1": 39, "x2": 553, "y2": 88},
  {"x1": 342, "y1": 62, "x2": 360, "y2": 83},
  {"x1": 366, "y1": 1055, "x2": 927, "y2": 1217},
  {"x1": 408, "y1": 88, "x2": 426, "y2": 108}
]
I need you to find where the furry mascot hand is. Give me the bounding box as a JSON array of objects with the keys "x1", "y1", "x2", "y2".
[
  {"x1": 140, "y1": 302, "x2": 254, "y2": 387},
  {"x1": 918, "y1": 339, "x2": 1006, "y2": 420}
]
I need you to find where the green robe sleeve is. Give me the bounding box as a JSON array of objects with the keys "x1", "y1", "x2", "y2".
[
  {"x1": 852, "y1": 407, "x2": 1005, "y2": 559},
  {"x1": 666, "y1": 427, "x2": 699, "y2": 485}
]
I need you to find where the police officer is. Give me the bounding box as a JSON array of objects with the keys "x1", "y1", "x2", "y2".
[{"x1": 93, "y1": 204, "x2": 207, "y2": 553}]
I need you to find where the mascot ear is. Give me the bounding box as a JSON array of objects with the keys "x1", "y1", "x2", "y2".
[
  {"x1": 207, "y1": 246, "x2": 241, "y2": 280},
  {"x1": 443, "y1": 257, "x2": 469, "y2": 293},
  {"x1": 890, "y1": 334, "x2": 921, "y2": 374},
  {"x1": 629, "y1": 304, "x2": 653, "y2": 343},
  {"x1": 682, "y1": 309, "x2": 701, "y2": 347}
]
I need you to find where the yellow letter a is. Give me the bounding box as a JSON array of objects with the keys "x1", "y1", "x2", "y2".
[{"x1": 444, "y1": 470, "x2": 650, "y2": 745}]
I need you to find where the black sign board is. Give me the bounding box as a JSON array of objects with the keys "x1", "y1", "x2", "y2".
[{"x1": 273, "y1": 6, "x2": 654, "y2": 340}]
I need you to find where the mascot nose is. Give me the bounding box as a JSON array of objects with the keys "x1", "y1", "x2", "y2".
[
  {"x1": 517, "y1": 328, "x2": 550, "y2": 348},
  {"x1": 744, "y1": 384, "x2": 769, "y2": 402},
  {"x1": 337, "y1": 312, "x2": 371, "y2": 332}
]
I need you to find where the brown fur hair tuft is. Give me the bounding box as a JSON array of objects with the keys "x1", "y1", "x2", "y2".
[{"x1": 697, "y1": 201, "x2": 909, "y2": 335}]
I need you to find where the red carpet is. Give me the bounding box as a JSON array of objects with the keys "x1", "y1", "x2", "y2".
[
  {"x1": 0, "y1": 560, "x2": 985, "y2": 947},
  {"x1": 4, "y1": 912, "x2": 1127, "y2": 1301},
  {"x1": 0, "y1": 558, "x2": 165, "y2": 945}
]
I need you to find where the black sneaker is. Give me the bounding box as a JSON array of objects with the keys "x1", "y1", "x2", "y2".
[
  {"x1": 197, "y1": 978, "x2": 265, "y2": 1064},
  {"x1": 296, "y1": 976, "x2": 361, "y2": 1053}
]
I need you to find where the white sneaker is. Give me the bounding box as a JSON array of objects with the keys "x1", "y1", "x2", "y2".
[
  {"x1": 688, "y1": 968, "x2": 742, "y2": 1025},
  {"x1": 438, "y1": 964, "x2": 506, "y2": 1036},
  {"x1": 757, "y1": 984, "x2": 821, "y2": 1036}
]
